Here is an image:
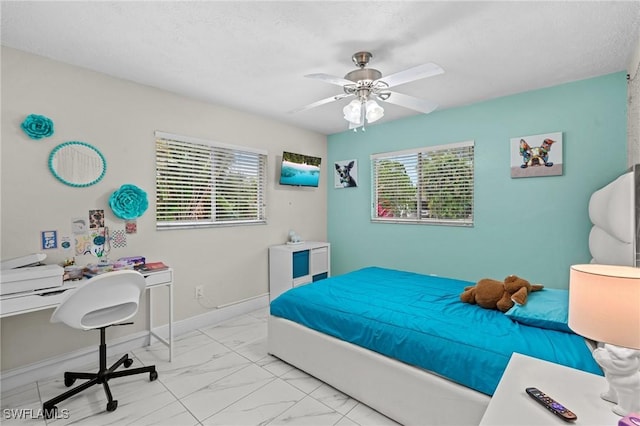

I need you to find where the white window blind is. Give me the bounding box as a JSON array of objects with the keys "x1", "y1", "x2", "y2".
[
  {"x1": 155, "y1": 132, "x2": 267, "y2": 230},
  {"x1": 371, "y1": 141, "x2": 474, "y2": 226}
]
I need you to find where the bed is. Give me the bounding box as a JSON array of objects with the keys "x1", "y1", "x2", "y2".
[
  {"x1": 268, "y1": 166, "x2": 638, "y2": 426},
  {"x1": 268, "y1": 267, "x2": 600, "y2": 425}
]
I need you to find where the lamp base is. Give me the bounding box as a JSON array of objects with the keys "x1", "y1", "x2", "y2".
[{"x1": 592, "y1": 344, "x2": 640, "y2": 416}]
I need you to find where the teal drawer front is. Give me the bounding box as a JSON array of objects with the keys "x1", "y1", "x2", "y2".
[
  {"x1": 312, "y1": 272, "x2": 328, "y2": 282},
  {"x1": 292, "y1": 250, "x2": 310, "y2": 279}
]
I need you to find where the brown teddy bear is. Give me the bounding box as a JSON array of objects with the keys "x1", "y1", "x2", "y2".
[{"x1": 460, "y1": 275, "x2": 544, "y2": 313}]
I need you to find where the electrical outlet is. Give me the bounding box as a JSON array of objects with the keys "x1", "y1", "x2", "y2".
[{"x1": 195, "y1": 285, "x2": 204, "y2": 299}]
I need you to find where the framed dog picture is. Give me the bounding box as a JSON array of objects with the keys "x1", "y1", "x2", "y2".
[
  {"x1": 510, "y1": 132, "x2": 563, "y2": 178},
  {"x1": 334, "y1": 159, "x2": 358, "y2": 188}
]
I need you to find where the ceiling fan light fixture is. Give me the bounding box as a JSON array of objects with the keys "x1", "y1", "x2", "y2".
[
  {"x1": 343, "y1": 99, "x2": 362, "y2": 124},
  {"x1": 365, "y1": 100, "x2": 384, "y2": 123},
  {"x1": 297, "y1": 52, "x2": 443, "y2": 132}
]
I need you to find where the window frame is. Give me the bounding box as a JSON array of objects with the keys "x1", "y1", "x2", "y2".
[
  {"x1": 370, "y1": 140, "x2": 474, "y2": 227},
  {"x1": 155, "y1": 131, "x2": 267, "y2": 230}
]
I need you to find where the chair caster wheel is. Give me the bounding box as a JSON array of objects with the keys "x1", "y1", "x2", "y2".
[
  {"x1": 124, "y1": 358, "x2": 133, "y2": 368},
  {"x1": 64, "y1": 377, "x2": 76, "y2": 387},
  {"x1": 106, "y1": 400, "x2": 118, "y2": 412},
  {"x1": 43, "y1": 406, "x2": 57, "y2": 419},
  {"x1": 150, "y1": 371, "x2": 158, "y2": 381}
]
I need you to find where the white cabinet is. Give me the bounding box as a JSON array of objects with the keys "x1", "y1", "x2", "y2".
[{"x1": 269, "y1": 241, "x2": 330, "y2": 301}]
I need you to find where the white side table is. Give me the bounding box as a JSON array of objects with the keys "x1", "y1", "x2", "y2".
[{"x1": 480, "y1": 352, "x2": 620, "y2": 426}]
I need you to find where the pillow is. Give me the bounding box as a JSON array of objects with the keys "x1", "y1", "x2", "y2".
[{"x1": 505, "y1": 288, "x2": 573, "y2": 333}]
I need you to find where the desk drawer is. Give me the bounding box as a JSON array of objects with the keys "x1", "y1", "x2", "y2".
[
  {"x1": 0, "y1": 289, "x2": 70, "y2": 317},
  {"x1": 143, "y1": 270, "x2": 172, "y2": 287}
]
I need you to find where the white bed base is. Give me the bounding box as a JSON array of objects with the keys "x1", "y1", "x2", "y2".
[{"x1": 268, "y1": 315, "x2": 490, "y2": 426}]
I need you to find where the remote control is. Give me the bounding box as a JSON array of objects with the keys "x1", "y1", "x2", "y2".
[{"x1": 525, "y1": 387, "x2": 577, "y2": 422}]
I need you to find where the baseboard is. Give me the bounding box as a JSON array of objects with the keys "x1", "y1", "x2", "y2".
[
  {"x1": 171, "y1": 292, "x2": 269, "y2": 337},
  {"x1": 0, "y1": 294, "x2": 269, "y2": 392}
]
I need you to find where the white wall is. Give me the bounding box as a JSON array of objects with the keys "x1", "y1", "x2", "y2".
[
  {"x1": 0, "y1": 47, "x2": 327, "y2": 371},
  {"x1": 628, "y1": 32, "x2": 640, "y2": 167}
]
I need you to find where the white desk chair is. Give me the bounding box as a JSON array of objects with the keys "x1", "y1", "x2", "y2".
[{"x1": 42, "y1": 270, "x2": 157, "y2": 419}]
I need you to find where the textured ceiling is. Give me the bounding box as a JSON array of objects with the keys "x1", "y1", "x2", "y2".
[{"x1": 2, "y1": 1, "x2": 640, "y2": 135}]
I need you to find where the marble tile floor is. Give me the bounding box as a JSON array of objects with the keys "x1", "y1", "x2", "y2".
[{"x1": 1, "y1": 308, "x2": 400, "y2": 426}]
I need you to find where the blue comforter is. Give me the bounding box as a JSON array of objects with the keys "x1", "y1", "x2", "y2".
[{"x1": 270, "y1": 267, "x2": 602, "y2": 395}]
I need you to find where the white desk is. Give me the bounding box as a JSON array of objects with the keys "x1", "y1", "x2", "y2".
[
  {"x1": 480, "y1": 352, "x2": 620, "y2": 426},
  {"x1": 0, "y1": 269, "x2": 174, "y2": 361}
]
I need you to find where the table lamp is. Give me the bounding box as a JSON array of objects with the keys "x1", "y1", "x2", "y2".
[{"x1": 568, "y1": 264, "x2": 640, "y2": 416}]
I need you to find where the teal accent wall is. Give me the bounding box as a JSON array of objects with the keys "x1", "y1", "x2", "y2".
[{"x1": 327, "y1": 72, "x2": 628, "y2": 288}]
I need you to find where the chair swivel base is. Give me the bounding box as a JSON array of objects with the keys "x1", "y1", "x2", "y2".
[{"x1": 42, "y1": 328, "x2": 157, "y2": 419}]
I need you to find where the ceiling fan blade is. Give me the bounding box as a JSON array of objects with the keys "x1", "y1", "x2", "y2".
[
  {"x1": 305, "y1": 73, "x2": 355, "y2": 87},
  {"x1": 289, "y1": 93, "x2": 353, "y2": 114},
  {"x1": 380, "y1": 91, "x2": 439, "y2": 114},
  {"x1": 377, "y1": 63, "x2": 444, "y2": 88}
]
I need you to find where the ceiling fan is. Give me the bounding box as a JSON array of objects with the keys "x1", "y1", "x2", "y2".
[{"x1": 292, "y1": 51, "x2": 444, "y2": 130}]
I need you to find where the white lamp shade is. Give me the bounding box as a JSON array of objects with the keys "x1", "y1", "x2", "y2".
[
  {"x1": 343, "y1": 100, "x2": 362, "y2": 124},
  {"x1": 568, "y1": 264, "x2": 640, "y2": 349},
  {"x1": 365, "y1": 100, "x2": 384, "y2": 123}
]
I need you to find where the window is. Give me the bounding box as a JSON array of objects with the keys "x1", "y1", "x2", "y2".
[
  {"x1": 155, "y1": 131, "x2": 267, "y2": 230},
  {"x1": 371, "y1": 141, "x2": 474, "y2": 226}
]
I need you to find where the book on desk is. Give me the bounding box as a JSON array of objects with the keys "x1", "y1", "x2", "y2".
[{"x1": 135, "y1": 262, "x2": 169, "y2": 273}]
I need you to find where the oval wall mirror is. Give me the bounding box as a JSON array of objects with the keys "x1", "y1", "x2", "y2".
[{"x1": 49, "y1": 141, "x2": 107, "y2": 187}]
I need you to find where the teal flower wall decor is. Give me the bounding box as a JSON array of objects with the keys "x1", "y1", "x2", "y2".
[
  {"x1": 21, "y1": 114, "x2": 54, "y2": 140},
  {"x1": 109, "y1": 184, "x2": 149, "y2": 220}
]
